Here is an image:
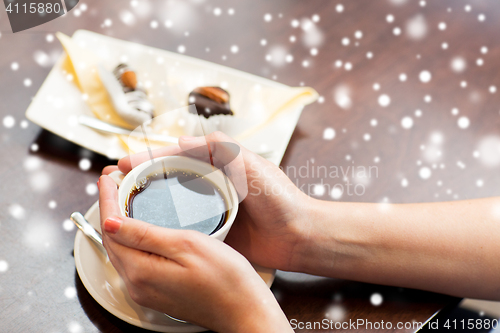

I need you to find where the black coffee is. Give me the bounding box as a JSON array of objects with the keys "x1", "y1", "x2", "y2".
[{"x1": 126, "y1": 169, "x2": 227, "y2": 235}]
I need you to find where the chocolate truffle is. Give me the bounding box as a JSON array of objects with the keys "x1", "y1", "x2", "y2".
[{"x1": 188, "y1": 87, "x2": 234, "y2": 118}]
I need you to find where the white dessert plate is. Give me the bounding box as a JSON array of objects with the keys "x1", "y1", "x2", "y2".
[
  {"x1": 26, "y1": 30, "x2": 305, "y2": 166},
  {"x1": 74, "y1": 201, "x2": 276, "y2": 332}
]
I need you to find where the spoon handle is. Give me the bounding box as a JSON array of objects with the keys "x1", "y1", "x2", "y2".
[{"x1": 70, "y1": 212, "x2": 106, "y2": 254}]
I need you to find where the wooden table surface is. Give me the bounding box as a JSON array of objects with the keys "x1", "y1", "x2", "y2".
[{"x1": 1, "y1": 0, "x2": 499, "y2": 332}]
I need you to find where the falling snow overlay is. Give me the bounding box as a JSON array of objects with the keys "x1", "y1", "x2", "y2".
[{"x1": 1, "y1": 0, "x2": 500, "y2": 331}]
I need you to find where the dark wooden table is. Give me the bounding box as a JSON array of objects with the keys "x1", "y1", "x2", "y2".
[{"x1": 1, "y1": 0, "x2": 499, "y2": 332}]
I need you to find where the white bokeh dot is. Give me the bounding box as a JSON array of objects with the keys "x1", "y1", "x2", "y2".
[
  {"x1": 386, "y1": 14, "x2": 394, "y2": 23},
  {"x1": 458, "y1": 117, "x2": 470, "y2": 129},
  {"x1": 401, "y1": 117, "x2": 414, "y2": 129},
  {"x1": 64, "y1": 286, "x2": 77, "y2": 299},
  {"x1": 336, "y1": 4, "x2": 344, "y2": 13},
  {"x1": 451, "y1": 57, "x2": 466, "y2": 73},
  {"x1": 230, "y1": 45, "x2": 239, "y2": 54},
  {"x1": 489, "y1": 86, "x2": 497, "y2": 94},
  {"x1": 438, "y1": 22, "x2": 446, "y2": 30},
  {"x1": 177, "y1": 45, "x2": 186, "y2": 53},
  {"x1": 63, "y1": 219, "x2": 75, "y2": 231},
  {"x1": 330, "y1": 186, "x2": 343, "y2": 200},
  {"x1": 401, "y1": 178, "x2": 409, "y2": 187},
  {"x1": 378, "y1": 94, "x2": 391, "y2": 107},
  {"x1": 0, "y1": 260, "x2": 8, "y2": 273},
  {"x1": 86, "y1": 183, "x2": 98, "y2": 196},
  {"x1": 79, "y1": 158, "x2": 91, "y2": 171},
  {"x1": 264, "y1": 13, "x2": 272, "y2": 22},
  {"x1": 323, "y1": 128, "x2": 335, "y2": 140},
  {"x1": 370, "y1": 293, "x2": 383, "y2": 306},
  {"x1": 3, "y1": 115, "x2": 15, "y2": 128},
  {"x1": 419, "y1": 167, "x2": 432, "y2": 179},
  {"x1": 399, "y1": 73, "x2": 407, "y2": 81},
  {"x1": 419, "y1": 70, "x2": 431, "y2": 83},
  {"x1": 313, "y1": 184, "x2": 325, "y2": 196},
  {"x1": 213, "y1": 7, "x2": 221, "y2": 16},
  {"x1": 48, "y1": 200, "x2": 57, "y2": 209},
  {"x1": 68, "y1": 321, "x2": 83, "y2": 333},
  {"x1": 11, "y1": 62, "x2": 19, "y2": 71},
  {"x1": 23, "y1": 78, "x2": 32, "y2": 87}
]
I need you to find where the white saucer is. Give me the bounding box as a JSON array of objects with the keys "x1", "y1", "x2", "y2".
[{"x1": 74, "y1": 201, "x2": 276, "y2": 332}]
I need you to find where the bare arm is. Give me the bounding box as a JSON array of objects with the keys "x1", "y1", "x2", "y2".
[{"x1": 291, "y1": 197, "x2": 500, "y2": 300}]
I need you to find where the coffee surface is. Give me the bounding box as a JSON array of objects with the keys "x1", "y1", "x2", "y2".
[{"x1": 126, "y1": 169, "x2": 227, "y2": 235}]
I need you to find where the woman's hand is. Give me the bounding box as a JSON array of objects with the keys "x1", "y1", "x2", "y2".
[
  {"x1": 98, "y1": 175, "x2": 293, "y2": 332},
  {"x1": 103, "y1": 132, "x2": 313, "y2": 271}
]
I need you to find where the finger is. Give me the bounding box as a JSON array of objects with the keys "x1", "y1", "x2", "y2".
[
  {"x1": 104, "y1": 235, "x2": 181, "y2": 291},
  {"x1": 180, "y1": 132, "x2": 253, "y2": 200},
  {"x1": 117, "y1": 145, "x2": 183, "y2": 174},
  {"x1": 179, "y1": 131, "x2": 253, "y2": 167},
  {"x1": 102, "y1": 165, "x2": 119, "y2": 175},
  {"x1": 98, "y1": 175, "x2": 121, "y2": 232},
  {"x1": 101, "y1": 213, "x2": 196, "y2": 262}
]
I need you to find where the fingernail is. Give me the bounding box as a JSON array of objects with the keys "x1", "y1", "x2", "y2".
[
  {"x1": 180, "y1": 136, "x2": 195, "y2": 141},
  {"x1": 104, "y1": 216, "x2": 122, "y2": 234}
]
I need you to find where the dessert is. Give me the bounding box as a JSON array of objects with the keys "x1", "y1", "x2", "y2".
[
  {"x1": 188, "y1": 87, "x2": 234, "y2": 118},
  {"x1": 99, "y1": 64, "x2": 155, "y2": 127}
]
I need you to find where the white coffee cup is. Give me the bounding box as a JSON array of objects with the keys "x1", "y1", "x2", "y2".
[{"x1": 108, "y1": 156, "x2": 238, "y2": 241}]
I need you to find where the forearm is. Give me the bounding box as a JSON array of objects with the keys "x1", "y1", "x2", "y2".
[{"x1": 292, "y1": 197, "x2": 500, "y2": 300}]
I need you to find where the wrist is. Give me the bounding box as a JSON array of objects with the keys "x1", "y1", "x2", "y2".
[
  {"x1": 223, "y1": 286, "x2": 292, "y2": 333},
  {"x1": 289, "y1": 197, "x2": 344, "y2": 274},
  {"x1": 286, "y1": 196, "x2": 325, "y2": 272}
]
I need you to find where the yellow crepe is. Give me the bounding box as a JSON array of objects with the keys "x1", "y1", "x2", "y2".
[
  {"x1": 56, "y1": 33, "x2": 132, "y2": 130},
  {"x1": 56, "y1": 32, "x2": 318, "y2": 154}
]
